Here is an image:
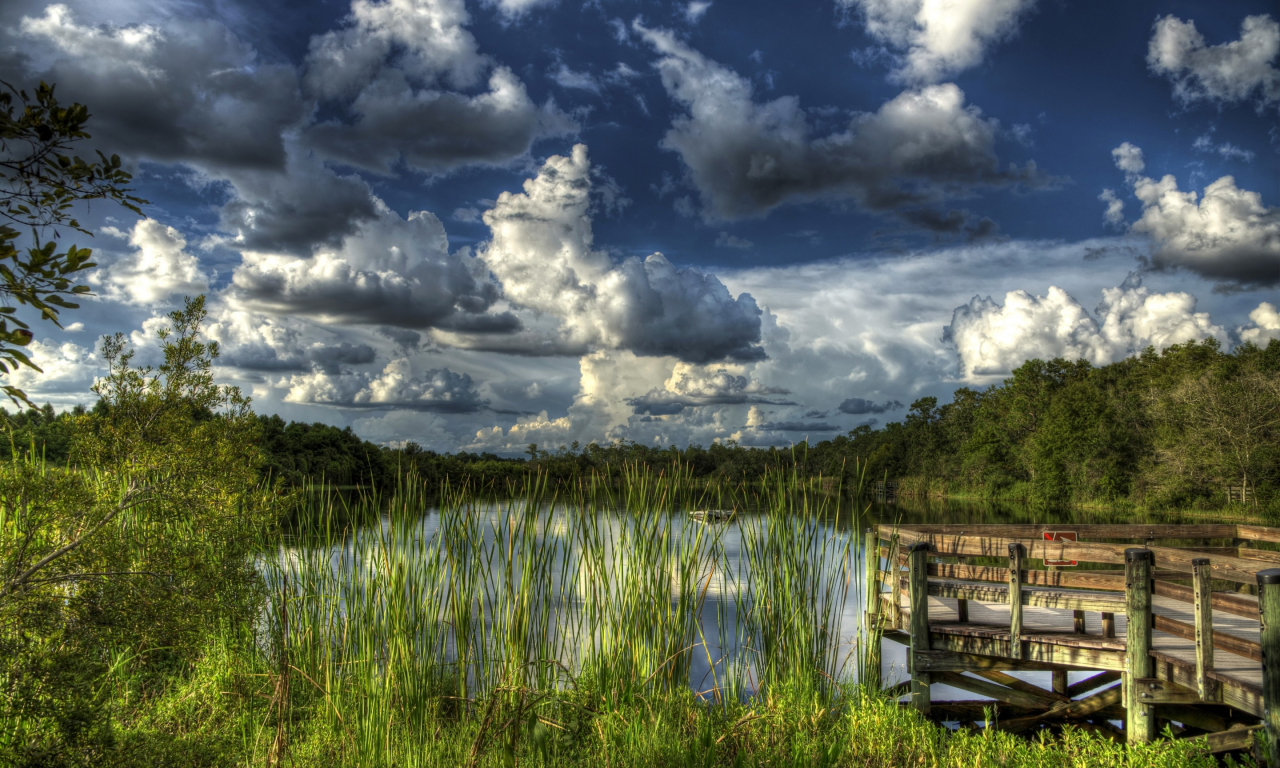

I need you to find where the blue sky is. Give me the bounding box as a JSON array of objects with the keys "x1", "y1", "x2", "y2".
[{"x1": 2, "y1": 0, "x2": 1277, "y2": 452}]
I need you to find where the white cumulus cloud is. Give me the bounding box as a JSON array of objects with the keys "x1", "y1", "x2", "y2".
[
  {"x1": 841, "y1": 0, "x2": 1038, "y2": 84},
  {"x1": 89, "y1": 220, "x2": 210, "y2": 306},
  {"x1": 1148, "y1": 14, "x2": 1280, "y2": 111},
  {"x1": 1239, "y1": 302, "x2": 1280, "y2": 345},
  {"x1": 478, "y1": 144, "x2": 765, "y2": 363},
  {"x1": 945, "y1": 277, "x2": 1227, "y2": 380},
  {"x1": 1107, "y1": 143, "x2": 1280, "y2": 288}
]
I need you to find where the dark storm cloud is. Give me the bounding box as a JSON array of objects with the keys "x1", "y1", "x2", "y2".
[
  {"x1": 636, "y1": 24, "x2": 1056, "y2": 223},
  {"x1": 759, "y1": 421, "x2": 841, "y2": 432},
  {"x1": 217, "y1": 159, "x2": 381, "y2": 254},
  {"x1": 305, "y1": 68, "x2": 578, "y2": 176},
  {"x1": 230, "y1": 211, "x2": 517, "y2": 332},
  {"x1": 221, "y1": 342, "x2": 377, "y2": 374},
  {"x1": 286, "y1": 363, "x2": 489, "y2": 413},
  {"x1": 897, "y1": 209, "x2": 1004, "y2": 242},
  {"x1": 627, "y1": 392, "x2": 794, "y2": 415},
  {"x1": 837, "y1": 397, "x2": 904, "y2": 415},
  {"x1": 14, "y1": 7, "x2": 305, "y2": 172},
  {"x1": 301, "y1": 0, "x2": 576, "y2": 176}
]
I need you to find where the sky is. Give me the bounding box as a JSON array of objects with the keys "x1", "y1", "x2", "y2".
[{"x1": 1, "y1": 0, "x2": 1277, "y2": 453}]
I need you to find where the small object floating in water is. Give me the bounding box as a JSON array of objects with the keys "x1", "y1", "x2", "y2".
[{"x1": 689, "y1": 509, "x2": 734, "y2": 523}]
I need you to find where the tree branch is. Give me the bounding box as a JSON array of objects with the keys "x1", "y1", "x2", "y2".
[{"x1": 3, "y1": 480, "x2": 158, "y2": 595}]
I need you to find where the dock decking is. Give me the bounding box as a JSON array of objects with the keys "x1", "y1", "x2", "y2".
[{"x1": 866, "y1": 524, "x2": 1280, "y2": 760}]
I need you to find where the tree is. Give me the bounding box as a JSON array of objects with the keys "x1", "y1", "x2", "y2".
[
  {"x1": 1170, "y1": 363, "x2": 1280, "y2": 502},
  {"x1": 0, "y1": 81, "x2": 146, "y2": 406},
  {"x1": 0, "y1": 297, "x2": 273, "y2": 761}
]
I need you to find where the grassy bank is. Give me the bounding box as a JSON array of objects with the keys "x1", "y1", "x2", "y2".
[{"x1": 11, "y1": 469, "x2": 1249, "y2": 766}]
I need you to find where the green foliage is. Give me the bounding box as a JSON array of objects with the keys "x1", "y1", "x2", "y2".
[
  {"x1": 0, "y1": 402, "x2": 83, "y2": 463},
  {"x1": 0, "y1": 80, "x2": 146, "y2": 407},
  {"x1": 0, "y1": 297, "x2": 275, "y2": 765}
]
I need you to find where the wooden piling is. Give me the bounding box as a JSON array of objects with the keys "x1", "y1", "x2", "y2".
[
  {"x1": 1008, "y1": 543, "x2": 1024, "y2": 660},
  {"x1": 889, "y1": 533, "x2": 902, "y2": 627},
  {"x1": 864, "y1": 528, "x2": 882, "y2": 691},
  {"x1": 1191, "y1": 557, "x2": 1216, "y2": 702},
  {"x1": 1257, "y1": 568, "x2": 1280, "y2": 767},
  {"x1": 908, "y1": 542, "x2": 932, "y2": 714},
  {"x1": 864, "y1": 528, "x2": 880, "y2": 626},
  {"x1": 1125, "y1": 547, "x2": 1155, "y2": 744}
]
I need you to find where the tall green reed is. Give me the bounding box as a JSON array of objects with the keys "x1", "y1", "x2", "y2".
[{"x1": 261, "y1": 464, "x2": 870, "y2": 761}]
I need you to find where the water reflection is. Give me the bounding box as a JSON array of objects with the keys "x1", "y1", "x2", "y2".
[{"x1": 269, "y1": 492, "x2": 1126, "y2": 711}]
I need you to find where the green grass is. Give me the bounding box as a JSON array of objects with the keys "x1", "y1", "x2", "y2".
[{"x1": 7, "y1": 462, "x2": 1258, "y2": 766}]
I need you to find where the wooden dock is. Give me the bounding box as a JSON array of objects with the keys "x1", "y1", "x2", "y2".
[{"x1": 865, "y1": 524, "x2": 1280, "y2": 761}]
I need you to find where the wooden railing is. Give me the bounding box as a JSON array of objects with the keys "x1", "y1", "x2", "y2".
[{"x1": 865, "y1": 524, "x2": 1280, "y2": 761}]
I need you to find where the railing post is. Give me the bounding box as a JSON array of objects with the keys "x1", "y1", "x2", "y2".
[
  {"x1": 1008, "y1": 543, "x2": 1024, "y2": 660},
  {"x1": 1192, "y1": 558, "x2": 1217, "y2": 702},
  {"x1": 955, "y1": 555, "x2": 969, "y2": 623},
  {"x1": 1125, "y1": 547, "x2": 1155, "y2": 744},
  {"x1": 863, "y1": 528, "x2": 882, "y2": 691},
  {"x1": 889, "y1": 533, "x2": 902, "y2": 628},
  {"x1": 908, "y1": 542, "x2": 931, "y2": 715},
  {"x1": 864, "y1": 528, "x2": 880, "y2": 625},
  {"x1": 1257, "y1": 568, "x2": 1280, "y2": 767}
]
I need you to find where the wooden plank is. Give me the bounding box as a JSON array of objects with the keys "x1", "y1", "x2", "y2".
[
  {"x1": 994, "y1": 684, "x2": 1123, "y2": 733},
  {"x1": 1154, "y1": 580, "x2": 1259, "y2": 620},
  {"x1": 1153, "y1": 614, "x2": 1262, "y2": 662},
  {"x1": 1132, "y1": 678, "x2": 1202, "y2": 705},
  {"x1": 1237, "y1": 526, "x2": 1280, "y2": 544},
  {"x1": 1161, "y1": 703, "x2": 1228, "y2": 733},
  {"x1": 911, "y1": 650, "x2": 1076, "y2": 673},
  {"x1": 976, "y1": 669, "x2": 1071, "y2": 703},
  {"x1": 1237, "y1": 548, "x2": 1280, "y2": 565},
  {"x1": 1203, "y1": 724, "x2": 1264, "y2": 754},
  {"x1": 927, "y1": 631, "x2": 1127, "y2": 671},
  {"x1": 933, "y1": 671, "x2": 1058, "y2": 710},
  {"x1": 891, "y1": 530, "x2": 1265, "y2": 584},
  {"x1": 881, "y1": 524, "x2": 1237, "y2": 540},
  {"x1": 1149, "y1": 649, "x2": 1264, "y2": 717},
  {"x1": 1067, "y1": 671, "x2": 1121, "y2": 697},
  {"x1": 929, "y1": 563, "x2": 1126, "y2": 591},
  {"x1": 915, "y1": 577, "x2": 1125, "y2": 613}
]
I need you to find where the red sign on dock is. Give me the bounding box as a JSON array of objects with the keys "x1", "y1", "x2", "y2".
[{"x1": 1043, "y1": 531, "x2": 1078, "y2": 566}]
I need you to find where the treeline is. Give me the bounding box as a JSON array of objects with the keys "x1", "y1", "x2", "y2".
[{"x1": 5, "y1": 338, "x2": 1277, "y2": 511}]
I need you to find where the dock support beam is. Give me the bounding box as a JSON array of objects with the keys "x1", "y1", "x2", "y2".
[
  {"x1": 1125, "y1": 547, "x2": 1155, "y2": 744},
  {"x1": 908, "y1": 542, "x2": 931, "y2": 715},
  {"x1": 1008, "y1": 543, "x2": 1024, "y2": 660},
  {"x1": 1192, "y1": 558, "x2": 1217, "y2": 702},
  {"x1": 1258, "y1": 568, "x2": 1280, "y2": 767}
]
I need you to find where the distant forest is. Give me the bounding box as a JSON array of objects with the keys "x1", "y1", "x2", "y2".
[{"x1": 4, "y1": 338, "x2": 1277, "y2": 512}]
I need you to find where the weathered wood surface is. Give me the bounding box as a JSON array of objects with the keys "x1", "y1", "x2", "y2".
[
  {"x1": 877, "y1": 559, "x2": 1264, "y2": 618},
  {"x1": 877, "y1": 524, "x2": 1241, "y2": 540},
  {"x1": 883, "y1": 528, "x2": 1268, "y2": 584},
  {"x1": 871, "y1": 524, "x2": 1276, "y2": 745},
  {"x1": 883, "y1": 589, "x2": 1265, "y2": 716}
]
